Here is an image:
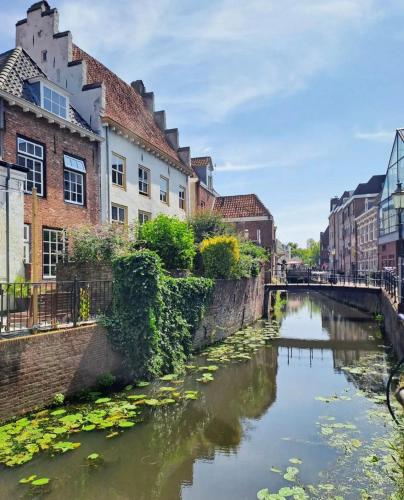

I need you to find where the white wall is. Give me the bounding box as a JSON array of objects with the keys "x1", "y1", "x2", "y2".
[
  {"x1": 0, "y1": 167, "x2": 26, "y2": 282},
  {"x1": 102, "y1": 129, "x2": 189, "y2": 223}
]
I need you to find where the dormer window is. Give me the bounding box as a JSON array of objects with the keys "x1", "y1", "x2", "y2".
[{"x1": 42, "y1": 85, "x2": 67, "y2": 119}]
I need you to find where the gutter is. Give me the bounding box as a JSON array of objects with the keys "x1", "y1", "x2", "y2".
[
  {"x1": 105, "y1": 125, "x2": 111, "y2": 221},
  {"x1": 5, "y1": 165, "x2": 10, "y2": 283}
]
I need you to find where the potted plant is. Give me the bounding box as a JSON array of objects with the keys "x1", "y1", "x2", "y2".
[{"x1": 9, "y1": 276, "x2": 30, "y2": 312}]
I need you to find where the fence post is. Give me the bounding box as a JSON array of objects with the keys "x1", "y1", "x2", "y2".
[{"x1": 72, "y1": 276, "x2": 79, "y2": 327}]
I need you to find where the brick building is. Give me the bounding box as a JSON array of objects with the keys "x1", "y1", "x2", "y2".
[
  {"x1": 189, "y1": 156, "x2": 217, "y2": 213},
  {"x1": 356, "y1": 206, "x2": 379, "y2": 272},
  {"x1": 328, "y1": 175, "x2": 385, "y2": 274},
  {"x1": 0, "y1": 47, "x2": 101, "y2": 280},
  {"x1": 213, "y1": 194, "x2": 276, "y2": 270},
  {"x1": 319, "y1": 226, "x2": 329, "y2": 270}
]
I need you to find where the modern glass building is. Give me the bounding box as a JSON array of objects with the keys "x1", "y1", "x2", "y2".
[{"x1": 379, "y1": 130, "x2": 404, "y2": 268}]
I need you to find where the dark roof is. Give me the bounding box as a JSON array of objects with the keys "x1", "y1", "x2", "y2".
[
  {"x1": 213, "y1": 194, "x2": 271, "y2": 219},
  {"x1": 72, "y1": 45, "x2": 182, "y2": 165},
  {"x1": 353, "y1": 175, "x2": 385, "y2": 196},
  {"x1": 191, "y1": 156, "x2": 212, "y2": 168},
  {"x1": 0, "y1": 47, "x2": 92, "y2": 132}
]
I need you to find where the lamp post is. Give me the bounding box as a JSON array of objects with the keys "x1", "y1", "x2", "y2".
[{"x1": 392, "y1": 182, "x2": 404, "y2": 306}]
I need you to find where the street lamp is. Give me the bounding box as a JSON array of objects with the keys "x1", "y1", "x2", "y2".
[{"x1": 392, "y1": 181, "x2": 404, "y2": 211}]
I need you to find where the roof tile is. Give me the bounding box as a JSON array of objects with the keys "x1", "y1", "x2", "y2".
[
  {"x1": 213, "y1": 194, "x2": 271, "y2": 218},
  {"x1": 72, "y1": 45, "x2": 180, "y2": 163}
]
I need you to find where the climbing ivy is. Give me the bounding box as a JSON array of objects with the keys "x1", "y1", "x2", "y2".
[{"x1": 105, "y1": 250, "x2": 213, "y2": 378}]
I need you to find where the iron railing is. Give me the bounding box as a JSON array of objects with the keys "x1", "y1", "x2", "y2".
[
  {"x1": 271, "y1": 269, "x2": 401, "y2": 303},
  {"x1": 0, "y1": 279, "x2": 112, "y2": 338}
]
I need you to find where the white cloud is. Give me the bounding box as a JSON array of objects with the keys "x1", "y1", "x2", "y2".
[
  {"x1": 55, "y1": 0, "x2": 382, "y2": 122},
  {"x1": 354, "y1": 129, "x2": 393, "y2": 143}
]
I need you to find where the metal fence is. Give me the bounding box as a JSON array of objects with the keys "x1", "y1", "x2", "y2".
[
  {"x1": 271, "y1": 269, "x2": 401, "y2": 303},
  {"x1": 0, "y1": 279, "x2": 112, "y2": 338}
]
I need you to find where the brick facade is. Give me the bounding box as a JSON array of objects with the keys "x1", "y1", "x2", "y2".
[{"x1": 2, "y1": 104, "x2": 101, "y2": 279}]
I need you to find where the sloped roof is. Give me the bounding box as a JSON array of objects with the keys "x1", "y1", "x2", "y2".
[
  {"x1": 213, "y1": 194, "x2": 271, "y2": 219},
  {"x1": 191, "y1": 156, "x2": 212, "y2": 168},
  {"x1": 0, "y1": 47, "x2": 92, "y2": 131},
  {"x1": 72, "y1": 45, "x2": 181, "y2": 164},
  {"x1": 353, "y1": 175, "x2": 385, "y2": 196}
]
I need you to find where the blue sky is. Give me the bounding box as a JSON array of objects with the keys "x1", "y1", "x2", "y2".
[{"x1": 1, "y1": 0, "x2": 404, "y2": 245}]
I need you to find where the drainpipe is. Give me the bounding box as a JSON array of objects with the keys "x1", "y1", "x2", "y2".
[
  {"x1": 5, "y1": 165, "x2": 10, "y2": 283},
  {"x1": 105, "y1": 126, "x2": 111, "y2": 221}
]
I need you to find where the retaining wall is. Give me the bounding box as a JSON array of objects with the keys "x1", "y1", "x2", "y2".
[
  {"x1": 318, "y1": 287, "x2": 404, "y2": 358},
  {"x1": 0, "y1": 272, "x2": 265, "y2": 421},
  {"x1": 0, "y1": 324, "x2": 123, "y2": 422},
  {"x1": 192, "y1": 271, "x2": 265, "y2": 349}
]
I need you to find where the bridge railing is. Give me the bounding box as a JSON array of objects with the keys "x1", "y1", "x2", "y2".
[{"x1": 271, "y1": 269, "x2": 400, "y2": 303}]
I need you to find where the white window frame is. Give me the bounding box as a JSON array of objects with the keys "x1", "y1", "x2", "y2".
[
  {"x1": 179, "y1": 186, "x2": 186, "y2": 210},
  {"x1": 17, "y1": 137, "x2": 44, "y2": 196},
  {"x1": 63, "y1": 154, "x2": 85, "y2": 206},
  {"x1": 112, "y1": 152, "x2": 126, "y2": 189},
  {"x1": 111, "y1": 203, "x2": 127, "y2": 224},
  {"x1": 138, "y1": 210, "x2": 151, "y2": 225},
  {"x1": 41, "y1": 84, "x2": 68, "y2": 120},
  {"x1": 139, "y1": 166, "x2": 150, "y2": 196},
  {"x1": 43, "y1": 228, "x2": 67, "y2": 279},
  {"x1": 257, "y1": 229, "x2": 261, "y2": 244},
  {"x1": 23, "y1": 223, "x2": 31, "y2": 264},
  {"x1": 160, "y1": 176, "x2": 169, "y2": 204}
]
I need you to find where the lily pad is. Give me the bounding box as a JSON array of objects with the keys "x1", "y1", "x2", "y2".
[
  {"x1": 136, "y1": 381, "x2": 150, "y2": 387},
  {"x1": 118, "y1": 420, "x2": 135, "y2": 428},
  {"x1": 31, "y1": 477, "x2": 50, "y2": 486},
  {"x1": 19, "y1": 474, "x2": 37, "y2": 484}
]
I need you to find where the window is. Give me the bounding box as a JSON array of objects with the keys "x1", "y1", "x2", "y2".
[
  {"x1": 207, "y1": 173, "x2": 213, "y2": 190},
  {"x1": 160, "y1": 176, "x2": 169, "y2": 203},
  {"x1": 257, "y1": 229, "x2": 261, "y2": 244},
  {"x1": 23, "y1": 224, "x2": 31, "y2": 264},
  {"x1": 112, "y1": 153, "x2": 126, "y2": 188},
  {"x1": 179, "y1": 186, "x2": 186, "y2": 210},
  {"x1": 41, "y1": 50, "x2": 47, "y2": 62},
  {"x1": 43, "y1": 228, "x2": 66, "y2": 279},
  {"x1": 63, "y1": 154, "x2": 85, "y2": 205},
  {"x1": 138, "y1": 210, "x2": 151, "y2": 225},
  {"x1": 17, "y1": 137, "x2": 44, "y2": 195},
  {"x1": 139, "y1": 166, "x2": 150, "y2": 196},
  {"x1": 42, "y1": 85, "x2": 67, "y2": 119},
  {"x1": 200, "y1": 201, "x2": 206, "y2": 209},
  {"x1": 111, "y1": 203, "x2": 127, "y2": 224}
]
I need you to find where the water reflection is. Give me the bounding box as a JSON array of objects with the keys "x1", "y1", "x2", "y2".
[{"x1": 0, "y1": 293, "x2": 395, "y2": 500}]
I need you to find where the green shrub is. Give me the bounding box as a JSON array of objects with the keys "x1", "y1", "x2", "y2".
[
  {"x1": 188, "y1": 211, "x2": 233, "y2": 244},
  {"x1": 139, "y1": 215, "x2": 196, "y2": 270},
  {"x1": 232, "y1": 241, "x2": 269, "y2": 278},
  {"x1": 69, "y1": 224, "x2": 134, "y2": 263},
  {"x1": 9, "y1": 275, "x2": 29, "y2": 298},
  {"x1": 97, "y1": 372, "x2": 116, "y2": 389},
  {"x1": 104, "y1": 250, "x2": 213, "y2": 378},
  {"x1": 53, "y1": 393, "x2": 65, "y2": 406},
  {"x1": 200, "y1": 235, "x2": 240, "y2": 278}
]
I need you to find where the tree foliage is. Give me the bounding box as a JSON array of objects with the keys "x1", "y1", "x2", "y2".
[
  {"x1": 288, "y1": 240, "x2": 320, "y2": 267},
  {"x1": 139, "y1": 215, "x2": 196, "y2": 270},
  {"x1": 200, "y1": 235, "x2": 240, "y2": 278}
]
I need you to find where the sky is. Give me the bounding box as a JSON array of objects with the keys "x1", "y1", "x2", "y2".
[{"x1": 1, "y1": 0, "x2": 404, "y2": 246}]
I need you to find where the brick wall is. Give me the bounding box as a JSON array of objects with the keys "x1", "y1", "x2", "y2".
[
  {"x1": 2, "y1": 104, "x2": 101, "y2": 279},
  {"x1": 233, "y1": 219, "x2": 275, "y2": 250},
  {"x1": 56, "y1": 262, "x2": 113, "y2": 282},
  {"x1": 0, "y1": 324, "x2": 123, "y2": 422},
  {"x1": 193, "y1": 270, "x2": 265, "y2": 349}
]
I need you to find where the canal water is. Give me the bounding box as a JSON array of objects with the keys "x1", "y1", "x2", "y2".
[{"x1": 0, "y1": 292, "x2": 400, "y2": 499}]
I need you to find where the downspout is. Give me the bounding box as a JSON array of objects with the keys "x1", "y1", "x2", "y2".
[
  {"x1": 5, "y1": 165, "x2": 10, "y2": 283},
  {"x1": 105, "y1": 126, "x2": 111, "y2": 221}
]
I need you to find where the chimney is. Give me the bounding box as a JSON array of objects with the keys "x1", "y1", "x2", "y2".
[
  {"x1": 177, "y1": 147, "x2": 191, "y2": 167},
  {"x1": 154, "y1": 110, "x2": 166, "y2": 131},
  {"x1": 330, "y1": 197, "x2": 339, "y2": 212},
  {"x1": 165, "y1": 128, "x2": 179, "y2": 150},
  {"x1": 142, "y1": 91, "x2": 154, "y2": 112},
  {"x1": 131, "y1": 80, "x2": 145, "y2": 95}
]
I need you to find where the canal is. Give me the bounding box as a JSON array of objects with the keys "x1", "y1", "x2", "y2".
[{"x1": 0, "y1": 292, "x2": 401, "y2": 499}]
